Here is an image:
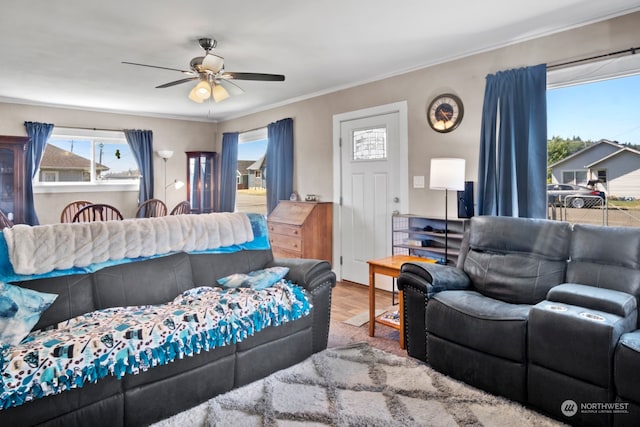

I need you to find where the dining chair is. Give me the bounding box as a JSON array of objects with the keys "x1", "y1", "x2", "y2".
[
  {"x1": 0, "y1": 210, "x2": 14, "y2": 229},
  {"x1": 72, "y1": 204, "x2": 124, "y2": 222},
  {"x1": 169, "y1": 201, "x2": 191, "y2": 215},
  {"x1": 60, "y1": 200, "x2": 93, "y2": 223},
  {"x1": 135, "y1": 198, "x2": 168, "y2": 218}
]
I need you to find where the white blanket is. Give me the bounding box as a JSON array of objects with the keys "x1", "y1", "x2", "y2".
[{"x1": 3, "y1": 213, "x2": 254, "y2": 275}]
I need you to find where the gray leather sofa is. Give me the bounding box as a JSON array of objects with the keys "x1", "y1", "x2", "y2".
[
  {"x1": 398, "y1": 215, "x2": 640, "y2": 427},
  {"x1": 0, "y1": 249, "x2": 335, "y2": 426}
]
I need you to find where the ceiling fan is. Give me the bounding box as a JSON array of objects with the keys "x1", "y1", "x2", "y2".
[{"x1": 123, "y1": 38, "x2": 285, "y2": 103}]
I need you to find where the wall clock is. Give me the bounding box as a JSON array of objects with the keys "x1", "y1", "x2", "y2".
[{"x1": 427, "y1": 93, "x2": 464, "y2": 133}]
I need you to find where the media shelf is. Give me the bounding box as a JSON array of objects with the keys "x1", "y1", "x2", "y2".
[{"x1": 392, "y1": 214, "x2": 468, "y2": 265}]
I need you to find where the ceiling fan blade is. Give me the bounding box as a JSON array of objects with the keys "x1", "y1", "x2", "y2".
[
  {"x1": 122, "y1": 61, "x2": 190, "y2": 74},
  {"x1": 156, "y1": 77, "x2": 198, "y2": 89},
  {"x1": 222, "y1": 72, "x2": 285, "y2": 82},
  {"x1": 217, "y1": 78, "x2": 245, "y2": 96},
  {"x1": 202, "y1": 54, "x2": 224, "y2": 73}
]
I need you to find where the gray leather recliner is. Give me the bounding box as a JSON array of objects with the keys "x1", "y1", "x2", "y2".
[
  {"x1": 398, "y1": 216, "x2": 640, "y2": 427},
  {"x1": 399, "y1": 216, "x2": 572, "y2": 402}
]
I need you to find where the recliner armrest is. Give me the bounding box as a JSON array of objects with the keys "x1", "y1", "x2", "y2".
[
  {"x1": 268, "y1": 258, "x2": 336, "y2": 292},
  {"x1": 398, "y1": 262, "x2": 470, "y2": 298},
  {"x1": 547, "y1": 283, "x2": 637, "y2": 317}
]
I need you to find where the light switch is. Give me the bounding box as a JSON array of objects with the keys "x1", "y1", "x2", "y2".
[{"x1": 413, "y1": 175, "x2": 425, "y2": 188}]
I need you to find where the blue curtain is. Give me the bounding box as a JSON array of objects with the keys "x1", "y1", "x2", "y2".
[
  {"x1": 477, "y1": 64, "x2": 547, "y2": 218},
  {"x1": 24, "y1": 121, "x2": 54, "y2": 225},
  {"x1": 219, "y1": 132, "x2": 239, "y2": 212},
  {"x1": 124, "y1": 129, "x2": 154, "y2": 206},
  {"x1": 266, "y1": 118, "x2": 294, "y2": 214}
]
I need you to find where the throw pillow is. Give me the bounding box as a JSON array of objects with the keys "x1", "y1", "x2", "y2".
[
  {"x1": 0, "y1": 282, "x2": 58, "y2": 347},
  {"x1": 217, "y1": 266, "x2": 290, "y2": 290}
]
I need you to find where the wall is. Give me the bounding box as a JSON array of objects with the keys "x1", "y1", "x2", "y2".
[
  {"x1": 216, "y1": 12, "x2": 640, "y2": 218},
  {"x1": 0, "y1": 12, "x2": 637, "y2": 223},
  {"x1": 0, "y1": 103, "x2": 216, "y2": 223}
]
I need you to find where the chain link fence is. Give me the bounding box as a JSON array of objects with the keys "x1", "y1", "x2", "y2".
[{"x1": 548, "y1": 195, "x2": 640, "y2": 227}]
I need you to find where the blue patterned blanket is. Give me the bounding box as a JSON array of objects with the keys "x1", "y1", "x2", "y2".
[{"x1": 0, "y1": 281, "x2": 310, "y2": 410}]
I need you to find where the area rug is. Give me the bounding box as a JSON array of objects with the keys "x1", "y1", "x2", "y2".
[
  {"x1": 343, "y1": 308, "x2": 385, "y2": 326},
  {"x1": 152, "y1": 343, "x2": 564, "y2": 426},
  {"x1": 329, "y1": 317, "x2": 406, "y2": 358}
]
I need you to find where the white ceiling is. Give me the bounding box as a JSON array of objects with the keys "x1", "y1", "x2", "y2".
[{"x1": 1, "y1": 1, "x2": 639, "y2": 122}]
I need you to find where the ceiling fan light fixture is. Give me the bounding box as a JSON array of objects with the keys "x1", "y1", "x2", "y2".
[
  {"x1": 188, "y1": 86, "x2": 205, "y2": 103},
  {"x1": 212, "y1": 83, "x2": 230, "y2": 103},
  {"x1": 202, "y1": 54, "x2": 224, "y2": 73},
  {"x1": 194, "y1": 80, "x2": 211, "y2": 99}
]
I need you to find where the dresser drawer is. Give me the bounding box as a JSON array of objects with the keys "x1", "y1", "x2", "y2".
[
  {"x1": 271, "y1": 246, "x2": 302, "y2": 259},
  {"x1": 268, "y1": 222, "x2": 302, "y2": 238},
  {"x1": 269, "y1": 233, "x2": 303, "y2": 254}
]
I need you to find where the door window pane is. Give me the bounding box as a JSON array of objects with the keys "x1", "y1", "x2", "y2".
[{"x1": 353, "y1": 127, "x2": 387, "y2": 160}]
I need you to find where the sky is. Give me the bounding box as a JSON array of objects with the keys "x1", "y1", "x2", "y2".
[
  {"x1": 238, "y1": 138, "x2": 268, "y2": 161},
  {"x1": 547, "y1": 73, "x2": 640, "y2": 145}
]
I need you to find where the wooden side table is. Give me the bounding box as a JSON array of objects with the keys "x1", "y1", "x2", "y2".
[{"x1": 368, "y1": 255, "x2": 436, "y2": 349}]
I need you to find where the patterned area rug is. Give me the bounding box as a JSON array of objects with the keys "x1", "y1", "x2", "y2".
[
  {"x1": 153, "y1": 343, "x2": 564, "y2": 426},
  {"x1": 342, "y1": 309, "x2": 385, "y2": 327}
]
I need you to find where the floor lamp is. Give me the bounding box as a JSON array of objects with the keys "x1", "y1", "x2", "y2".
[
  {"x1": 429, "y1": 158, "x2": 466, "y2": 265},
  {"x1": 156, "y1": 150, "x2": 174, "y2": 203}
]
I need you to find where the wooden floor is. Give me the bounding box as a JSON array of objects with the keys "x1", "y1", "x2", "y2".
[{"x1": 330, "y1": 280, "x2": 398, "y2": 322}]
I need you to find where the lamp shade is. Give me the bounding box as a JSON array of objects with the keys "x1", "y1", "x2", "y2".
[
  {"x1": 430, "y1": 158, "x2": 466, "y2": 190},
  {"x1": 157, "y1": 150, "x2": 174, "y2": 159},
  {"x1": 166, "y1": 179, "x2": 185, "y2": 190},
  {"x1": 211, "y1": 84, "x2": 230, "y2": 103},
  {"x1": 188, "y1": 86, "x2": 205, "y2": 103},
  {"x1": 194, "y1": 80, "x2": 211, "y2": 99}
]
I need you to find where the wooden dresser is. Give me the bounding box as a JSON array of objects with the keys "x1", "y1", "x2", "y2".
[{"x1": 267, "y1": 201, "x2": 332, "y2": 263}]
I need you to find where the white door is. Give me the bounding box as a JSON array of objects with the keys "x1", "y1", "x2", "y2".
[{"x1": 338, "y1": 109, "x2": 404, "y2": 286}]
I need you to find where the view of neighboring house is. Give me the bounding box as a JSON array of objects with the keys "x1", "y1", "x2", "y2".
[
  {"x1": 237, "y1": 155, "x2": 266, "y2": 190},
  {"x1": 548, "y1": 139, "x2": 640, "y2": 199},
  {"x1": 236, "y1": 160, "x2": 253, "y2": 189},
  {"x1": 38, "y1": 144, "x2": 109, "y2": 182},
  {"x1": 247, "y1": 155, "x2": 266, "y2": 190}
]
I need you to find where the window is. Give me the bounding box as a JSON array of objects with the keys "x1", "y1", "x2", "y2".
[
  {"x1": 236, "y1": 127, "x2": 268, "y2": 214},
  {"x1": 34, "y1": 128, "x2": 139, "y2": 193},
  {"x1": 41, "y1": 171, "x2": 58, "y2": 182},
  {"x1": 596, "y1": 170, "x2": 607, "y2": 183},
  {"x1": 561, "y1": 170, "x2": 588, "y2": 185},
  {"x1": 547, "y1": 52, "x2": 640, "y2": 226},
  {"x1": 352, "y1": 127, "x2": 387, "y2": 160}
]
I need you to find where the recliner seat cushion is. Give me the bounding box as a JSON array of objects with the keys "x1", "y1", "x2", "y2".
[
  {"x1": 463, "y1": 216, "x2": 571, "y2": 304},
  {"x1": 427, "y1": 290, "x2": 531, "y2": 361}
]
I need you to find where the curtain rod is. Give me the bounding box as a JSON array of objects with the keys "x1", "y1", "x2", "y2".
[
  {"x1": 235, "y1": 125, "x2": 267, "y2": 134},
  {"x1": 547, "y1": 46, "x2": 639, "y2": 70},
  {"x1": 56, "y1": 125, "x2": 124, "y2": 132}
]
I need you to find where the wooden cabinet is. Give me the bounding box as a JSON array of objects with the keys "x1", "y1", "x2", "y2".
[
  {"x1": 392, "y1": 214, "x2": 468, "y2": 265},
  {"x1": 0, "y1": 136, "x2": 28, "y2": 224},
  {"x1": 186, "y1": 151, "x2": 217, "y2": 214},
  {"x1": 267, "y1": 201, "x2": 332, "y2": 262}
]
